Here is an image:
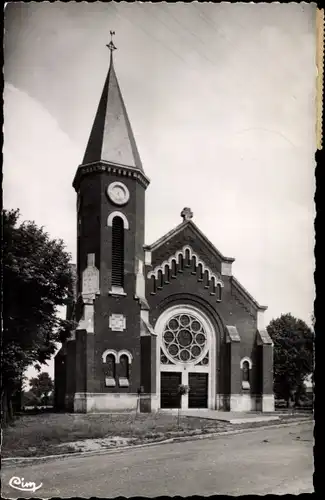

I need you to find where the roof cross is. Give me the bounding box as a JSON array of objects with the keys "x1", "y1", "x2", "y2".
[{"x1": 106, "y1": 30, "x2": 117, "y2": 53}]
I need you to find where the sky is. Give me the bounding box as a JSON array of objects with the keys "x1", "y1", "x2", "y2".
[{"x1": 4, "y1": 2, "x2": 316, "y2": 383}]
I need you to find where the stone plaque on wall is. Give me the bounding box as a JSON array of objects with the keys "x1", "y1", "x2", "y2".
[{"x1": 109, "y1": 314, "x2": 126, "y2": 332}]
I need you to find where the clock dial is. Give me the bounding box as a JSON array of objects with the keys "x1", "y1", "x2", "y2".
[{"x1": 107, "y1": 181, "x2": 130, "y2": 206}]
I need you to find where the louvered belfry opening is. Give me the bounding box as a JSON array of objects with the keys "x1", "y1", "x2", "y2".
[{"x1": 111, "y1": 216, "x2": 125, "y2": 288}]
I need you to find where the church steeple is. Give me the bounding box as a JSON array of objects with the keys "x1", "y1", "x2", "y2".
[{"x1": 81, "y1": 33, "x2": 144, "y2": 172}]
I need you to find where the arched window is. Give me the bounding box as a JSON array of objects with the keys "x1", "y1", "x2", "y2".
[
  {"x1": 178, "y1": 254, "x2": 184, "y2": 272},
  {"x1": 185, "y1": 248, "x2": 191, "y2": 267},
  {"x1": 150, "y1": 275, "x2": 156, "y2": 294},
  {"x1": 119, "y1": 354, "x2": 130, "y2": 387},
  {"x1": 164, "y1": 264, "x2": 170, "y2": 284},
  {"x1": 106, "y1": 354, "x2": 116, "y2": 379},
  {"x1": 204, "y1": 270, "x2": 210, "y2": 289},
  {"x1": 240, "y1": 357, "x2": 252, "y2": 390},
  {"x1": 111, "y1": 216, "x2": 124, "y2": 288},
  {"x1": 198, "y1": 263, "x2": 203, "y2": 281},
  {"x1": 157, "y1": 269, "x2": 163, "y2": 289},
  {"x1": 171, "y1": 259, "x2": 177, "y2": 278},
  {"x1": 210, "y1": 277, "x2": 216, "y2": 295},
  {"x1": 217, "y1": 284, "x2": 222, "y2": 302},
  {"x1": 242, "y1": 361, "x2": 250, "y2": 382},
  {"x1": 191, "y1": 255, "x2": 197, "y2": 275},
  {"x1": 105, "y1": 353, "x2": 116, "y2": 387},
  {"x1": 120, "y1": 354, "x2": 129, "y2": 379}
]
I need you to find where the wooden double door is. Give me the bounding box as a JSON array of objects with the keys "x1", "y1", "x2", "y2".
[{"x1": 160, "y1": 372, "x2": 208, "y2": 409}]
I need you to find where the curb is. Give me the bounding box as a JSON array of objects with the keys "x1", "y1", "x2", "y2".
[{"x1": 2, "y1": 418, "x2": 312, "y2": 468}]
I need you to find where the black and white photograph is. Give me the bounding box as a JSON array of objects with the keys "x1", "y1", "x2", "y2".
[{"x1": 2, "y1": 2, "x2": 317, "y2": 497}]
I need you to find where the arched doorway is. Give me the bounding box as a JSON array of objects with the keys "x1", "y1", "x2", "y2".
[{"x1": 155, "y1": 305, "x2": 216, "y2": 410}]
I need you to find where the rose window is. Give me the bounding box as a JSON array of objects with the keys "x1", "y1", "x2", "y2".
[{"x1": 162, "y1": 313, "x2": 208, "y2": 363}]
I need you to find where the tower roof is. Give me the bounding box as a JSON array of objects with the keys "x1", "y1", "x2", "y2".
[{"x1": 82, "y1": 44, "x2": 144, "y2": 172}]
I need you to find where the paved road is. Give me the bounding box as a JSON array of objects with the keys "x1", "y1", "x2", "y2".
[{"x1": 2, "y1": 422, "x2": 314, "y2": 498}]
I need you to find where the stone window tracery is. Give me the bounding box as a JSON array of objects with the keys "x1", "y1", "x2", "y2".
[{"x1": 162, "y1": 313, "x2": 208, "y2": 363}]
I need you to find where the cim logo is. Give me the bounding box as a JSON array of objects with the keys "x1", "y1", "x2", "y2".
[{"x1": 9, "y1": 476, "x2": 43, "y2": 493}]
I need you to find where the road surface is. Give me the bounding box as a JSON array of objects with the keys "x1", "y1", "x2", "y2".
[{"x1": 2, "y1": 422, "x2": 314, "y2": 497}]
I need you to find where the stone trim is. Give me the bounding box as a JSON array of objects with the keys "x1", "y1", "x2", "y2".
[
  {"x1": 225, "y1": 325, "x2": 241, "y2": 343},
  {"x1": 102, "y1": 349, "x2": 118, "y2": 362},
  {"x1": 221, "y1": 261, "x2": 232, "y2": 276},
  {"x1": 140, "y1": 316, "x2": 156, "y2": 336},
  {"x1": 240, "y1": 356, "x2": 252, "y2": 369},
  {"x1": 107, "y1": 211, "x2": 129, "y2": 230},
  {"x1": 73, "y1": 161, "x2": 150, "y2": 191},
  {"x1": 262, "y1": 394, "x2": 275, "y2": 412},
  {"x1": 117, "y1": 350, "x2": 133, "y2": 363},
  {"x1": 155, "y1": 304, "x2": 217, "y2": 410},
  {"x1": 256, "y1": 329, "x2": 273, "y2": 345},
  {"x1": 148, "y1": 244, "x2": 224, "y2": 286},
  {"x1": 74, "y1": 392, "x2": 139, "y2": 412}
]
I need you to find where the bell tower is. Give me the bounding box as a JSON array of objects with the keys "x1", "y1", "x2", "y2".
[{"x1": 72, "y1": 34, "x2": 151, "y2": 412}]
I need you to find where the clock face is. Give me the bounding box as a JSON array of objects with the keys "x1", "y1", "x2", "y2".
[{"x1": 107, "y1": 181, "x2": 130, "y2": 206}]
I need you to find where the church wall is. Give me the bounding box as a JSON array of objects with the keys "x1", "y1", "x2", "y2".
[
  {"x1": 77, "y1": 174, "x2": 102, "y2": 294},
  {"x1": 90, "y1": 294, "x2": 142, "y2": 395},
  {"x1": 147, "y1": 246, "x2": 261, "y2": 403},
  {"x1": 75, "y1": 330, "x2": 87, "y2": 394},
  {"x1": 99, "y1": 173, "x2": 145, "y2": 296},
  {"x1": 65, "y1": 340, "x2": 76, "y2": 411}
]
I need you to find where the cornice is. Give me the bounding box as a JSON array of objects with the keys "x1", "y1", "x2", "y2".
[{"x1": 73, "y1": 161, "x2": 150, "y2": 191}]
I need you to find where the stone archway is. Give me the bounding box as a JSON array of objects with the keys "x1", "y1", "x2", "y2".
[{"x1": 155, "y1": 304, "x2": 217, "y2": 410}]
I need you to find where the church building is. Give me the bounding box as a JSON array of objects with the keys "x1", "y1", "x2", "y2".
[{"x1": 54, "y1": 41, "x2": 274, "y2": 413}]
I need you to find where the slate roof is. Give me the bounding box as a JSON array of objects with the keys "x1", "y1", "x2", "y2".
[{"x1": 82, "y1": 53, "x2": 144, "y2": 172}]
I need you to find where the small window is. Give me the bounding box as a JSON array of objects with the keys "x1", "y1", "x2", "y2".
[
  {"x1": 217, "y1": 284, "x2": 222, "y2": 302},
  {"x1": 185, "y1": 249, "x2": 191, "y2": 267},
  {"x1": 191, "y1": 255, "x2": 197, "y2": 274},
  {"x1": 150, "y1": 275, "x2": 156, "y2": 294},
  {"x1": 242, "y1": 361, "x2": 250, "y2": 389},
  {"x1": 210, "y1": 277, "x2": 216, "y2": 295},
  {"x1": 178, "y1": 254, "x2": 184, "y2": 271},
  {"x1": 120, "y1": 355, "x2": 129, "y2": 379},
  {"x1": 105, "y1": 354, "x2": 116, "y2": 387},
  {"x1": 157, "y1": 270, "x2": 163, "y2": 289},
  {"x1": 119, "y1": 354, "x2": 130, "y2": 387},
  {"x1": 164, "y1": 264, "x2": 170, "y2": 283},
  {"x1": 171, "y1": 260, "x2": 177, "y2": 278},
  {"x1": 106, "y1": 354, "x2": 116, "y2": 378},
  {"x1": 204, "y1": 270, "x2": 210, "y2": 288},
  {"x1": 198, "y1": 264, "x2": 203, "y2": 281}
]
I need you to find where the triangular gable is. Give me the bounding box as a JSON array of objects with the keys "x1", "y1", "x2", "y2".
[
  {"x1": 146, "y1": 219, "x2": 267, "y2": 312},
  {"x1": 146, "y1": 219, "x2": 234, "y2": 265}
]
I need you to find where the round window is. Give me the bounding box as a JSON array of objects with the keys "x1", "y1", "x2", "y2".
[{"x1": 162, "y1": 313, "x2": 208, "y2": 363}]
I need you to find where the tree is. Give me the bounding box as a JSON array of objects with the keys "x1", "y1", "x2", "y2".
[
  {"x1": 29, "y1": 372, "x2": 54, "y2": 406},
  {"x1": 2, "y1": 209, "x2": 76, "y2": 424},
  {"x1": 22, "y1": 390, "x2": 42, "y2": 408},
  {"x1": 267, "y1": 313, "x2": 314, "y2": 407}
]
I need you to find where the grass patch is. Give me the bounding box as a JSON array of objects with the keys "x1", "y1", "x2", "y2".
[{"x1": 2, "y1": 412, "x2": 231, "y2": 458}]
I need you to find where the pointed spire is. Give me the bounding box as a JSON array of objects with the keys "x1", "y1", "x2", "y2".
[{"x1": 82, "y1": 34, "x2": 144, "y2": 172}]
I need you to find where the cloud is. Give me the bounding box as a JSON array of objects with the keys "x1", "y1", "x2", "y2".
[{"x1": 3, "y1": 83, "x2": 81, "y2": 260}]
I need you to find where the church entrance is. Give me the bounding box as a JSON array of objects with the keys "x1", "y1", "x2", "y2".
[
  {"x1": 155, "y1": 305, "x2": 216, "y2": 410},
  {"x1": 160, "y1": 372, "x2": 182, "y2": 408},
  {"x1": 188, "y1": 373, "x2": 208, "y2": 408}
]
